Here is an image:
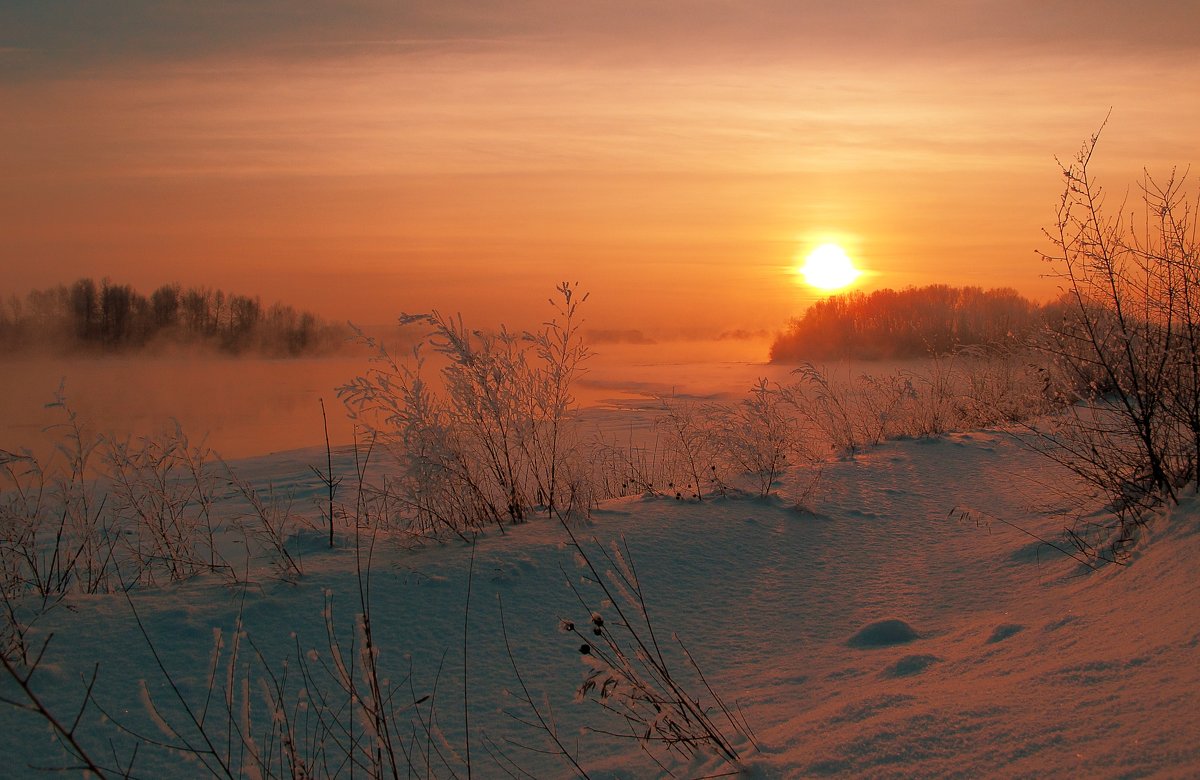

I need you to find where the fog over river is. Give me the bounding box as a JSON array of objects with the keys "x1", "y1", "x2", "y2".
[{"x1": 2, "y1": 339, "x2": 784, "y2": 461}]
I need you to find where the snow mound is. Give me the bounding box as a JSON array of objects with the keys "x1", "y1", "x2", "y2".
[
  {"x1": 986, "y1": 622, "x2": 1025, "y2": 643},
  {"x1": 881, "y1": 653, "x2": 940, "y2": 677},
  {"x1": 847, "y1": 618, "x2": 920, "y2": 648}
]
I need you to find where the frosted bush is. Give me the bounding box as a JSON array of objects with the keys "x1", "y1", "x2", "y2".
[
  {"x1": 341, "y1": 283, "x2": 591, "y2": 537},
  {"x1": 1027, "y1": 130, "x2": 1200, "y2": 547}
]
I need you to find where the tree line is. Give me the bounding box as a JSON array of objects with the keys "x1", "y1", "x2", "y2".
[
  {"x1": 0, "y1": 278, "x2": 348, "y2": 356},
  {"x1": 770, "y1": 284, "x2": 1050, "y2": 361}
]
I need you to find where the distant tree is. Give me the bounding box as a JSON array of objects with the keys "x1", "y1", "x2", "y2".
[
  {"x1": 292, "y1": 312, "x2": 317, "y2": 355},
  {"x1": 212, "y1": 290, "x2": 226, "y2": 337},
  {"x1": 150, "y1": 284, "x2": 181, "y2": 330},
  {"x1": 0, "y1": 296, "x2": 16, "y2": 350},
  {"x1": 26, "y1": 285, "x2": 70, "y2": 340},
  {"x1": 770, "y1": 284, "x2": 1043, "y2": 362},
  {"x1": 1, "y1": 277, "x2": 345, "y2": 357},
  {"x1": 225, "y1": 294, "x2": 261, "y2": 350},
  {"x1": 181, "y1": 288, "x2": 210, "y2": 336},
  {"x1": 69, "y1": 278, "x2": 99, "y2": 342},
  {"x1": 99, "y1": 279, "x2": 137, "y2": 346}
]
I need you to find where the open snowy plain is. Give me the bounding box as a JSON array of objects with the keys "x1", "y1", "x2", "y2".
[{"x1": 2, "y1": 384, "x2": 1197, "y2": 778}]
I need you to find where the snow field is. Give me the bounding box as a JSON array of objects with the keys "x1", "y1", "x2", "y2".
[{"x1": 3, "y1": 425, "x2": 1197, "y2": 777}]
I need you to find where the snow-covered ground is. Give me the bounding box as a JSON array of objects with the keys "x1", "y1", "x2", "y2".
[{"x1": 2, "y1": 419, "x2": 1198, "y2": 777}]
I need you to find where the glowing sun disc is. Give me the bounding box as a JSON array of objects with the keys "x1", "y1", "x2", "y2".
[{"x1": 798, "y1": 243, "x2": 860, "y2": 290}]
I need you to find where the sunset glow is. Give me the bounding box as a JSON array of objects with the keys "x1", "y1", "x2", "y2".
[
  {"x1": 3, "y1": 3, "x2": 1200, "y2": 339},
  {"x1": 798, "y1": 243, "x2": 861, "y2": 291}
]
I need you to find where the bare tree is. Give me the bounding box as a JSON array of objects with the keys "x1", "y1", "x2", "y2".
[{"x1": 1032, "y1": 125, "x2": 1200, "y2": 550}]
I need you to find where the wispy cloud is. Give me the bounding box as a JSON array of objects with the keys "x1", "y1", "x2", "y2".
[{"x1": 5, "y1": 1, "x2": 1199, "y2": 80}]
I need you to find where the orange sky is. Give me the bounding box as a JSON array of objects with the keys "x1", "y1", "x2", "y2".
[{"x1": 3, "y1": 1, "x2": 1200, "y2": 340}]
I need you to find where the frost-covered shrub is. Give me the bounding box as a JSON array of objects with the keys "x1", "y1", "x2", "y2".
[
  {"x1": 955, "y1": 347, "x2": 1058, "y2": 427},
  {"x1": 587, "y1": 381, "x2": 818, "y2": 502},
  {"x1": 653, "y1": 395, "x2": 723, "y2": 501},
  {"x1": 586, "y1": 433, "x2": 673, "y2": 498},
  {"x1": 0, "y1": 405, "x2": 234, "y2": 603},
  {"x1": 0, "y1": 405, "x2": 113, "y2": 605},
  {"x1": 340, "y1": 283, "x2": 591, "y2": 536},
  {"x1": 778, "y1": 363, "x2": 864, "y2": 456},
  {"x1": 105, "y1": 424, "x2": 228, "y2": 585},
  {"x1": 778, "y1": 353, "x2": 1054, "y2": 459},
  {"x1": 0, "y1": 401, "x2": 239, "y2": 666},
  {"x1": 709, "y1": 379, "x2": 810, "y2": 497},
  {"x1": 1032, "y1": 129, "x2": 1200, "y2": 534},
  {"x1": 779, "y1": 363, "x2": 915, "y2": 456},
  {"x1": 900, "y1": 353, "x2": 963, "y2": 437}
]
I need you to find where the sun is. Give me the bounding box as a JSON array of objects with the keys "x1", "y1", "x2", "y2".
[{"x1": 797, "y1": 243, "x2": 861, "y2": 291}]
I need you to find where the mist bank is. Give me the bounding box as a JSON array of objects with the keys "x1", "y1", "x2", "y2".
[
  {"x1": 0, "y1": 335, "x2": 784, "y2": 464},
  {"x1": 0, "y1": 277, "x2": 352, "y2": 358}
]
